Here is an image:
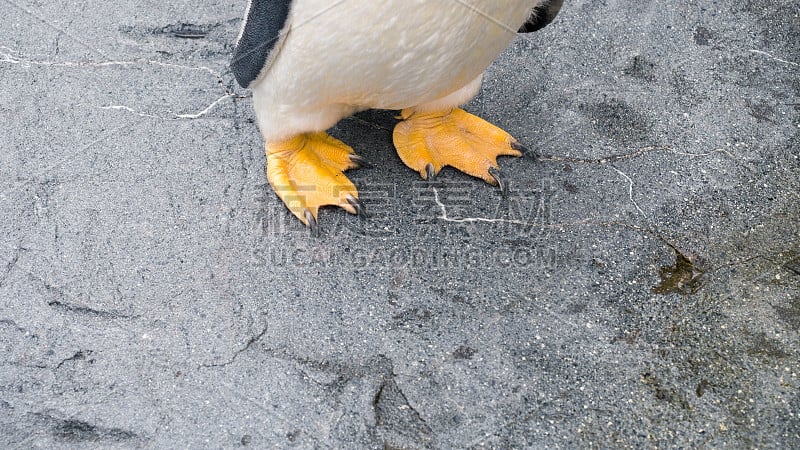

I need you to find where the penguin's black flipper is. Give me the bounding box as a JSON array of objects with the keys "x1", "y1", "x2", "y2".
[
  {"x1": 519, "y1": 0, "x2": 564, "y2": 33},
  {"x1": 231, "y1": 0, "x2": 293, "y2": 88}
]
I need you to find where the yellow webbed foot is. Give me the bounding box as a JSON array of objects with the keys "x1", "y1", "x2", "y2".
[
  {"x1": 267, "y1": 132, "x2": 368, "y2": 234},
  {"x1": 392, "y1": 108, "x2": 530, "y2": 193}
]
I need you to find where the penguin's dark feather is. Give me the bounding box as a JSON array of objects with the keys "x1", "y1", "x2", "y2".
[
  {"x1": 231, "y1": 0, "x2": 292, "y2": 88},
  {"x1": 519, "y1": 0, "x2": 564, "y2": 33}
]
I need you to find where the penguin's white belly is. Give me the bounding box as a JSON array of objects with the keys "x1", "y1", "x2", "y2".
[{"x1": 252, "y1": 0, "x2": 534, "y2": 141}]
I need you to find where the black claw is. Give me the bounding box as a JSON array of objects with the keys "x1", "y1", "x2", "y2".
[
  {"x1": 488, "y1": 167, "x2": 508, "y2": 197},
  {"x1": 349, "y1": 154, "x2": 372, "y2": 168},
  {"x1": 346, "y1": 195, "x2": 370, "y2": 219},
  {"x1": 511, "y1": 141, "x2": 539, "y2": 160},
  {"x1": 510, "y1": 141, "x2": 528, "y2": 152},
  {"x1": 425, "y1": 163, "x2": 436, "y2": 181},
  {"x1": 304, "y1": 209, "x2": 320, "y2": 237}
]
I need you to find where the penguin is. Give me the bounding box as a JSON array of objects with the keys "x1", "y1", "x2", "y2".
[{"x1": 232, "y1": 0, "x2": 564, "y2": 234}]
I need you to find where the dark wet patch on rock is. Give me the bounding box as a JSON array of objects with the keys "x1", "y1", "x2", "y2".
[
  {"x1": 783, "y1": 257, "x2": 800, "y2": 275},
  {"x1": 563, "y1": 180, "x2": 579, "y2": 193},
  {"x1": 694, "y1": 26, "x2": 714, "y2": 46},
  {"x1": 622, "y1": 55, "x2": 657, "y2": 82},
  {"x1": 746, "y1": 332, "x2": 789, "y2": 360},
  {"x1": 118, "y1": 21, "x2": 230, "y2": 39},
  {"x1": 695, "y1": 379, "x2": 710, "y2": 397},
  {"x1": 652, "y1": 250, "x2": 706, "y2": 295},
  {"x1": 579, "y1": 98, "x2": 652, "y2": 144},
  {"x1": 641, "y1": 371, "x2": 692, "y2": 410},
  {"x1": 43, "y1": 416, "x2": 141, "y2": 443},
  {"x1": 390, "y1": 307, "x2": 434, "y2": 330},
  {"x1": 374, "y1": 378, "x2": 432, "y2": 448},
  {"x1": 452, "y1": 345, "x2": 477, "y2": 360},
  {"x1": 746, "y1": 99, "x2": 776, "y2": 123},
  {"x1": 773, "y1": 295, "x2": 800, "y2": 330}
]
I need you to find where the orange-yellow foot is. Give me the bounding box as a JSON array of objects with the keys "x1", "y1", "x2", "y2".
[
  {"x1": 266, "y1": 132, "x2": 368, "y2": 235},
  {"x1": 392, "y1": 108, "x2": 531, "y2": 194}
]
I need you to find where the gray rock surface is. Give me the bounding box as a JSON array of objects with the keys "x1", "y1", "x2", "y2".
[{"x1": 1, "y1": 0, "x2": 798, "y2": 447}]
